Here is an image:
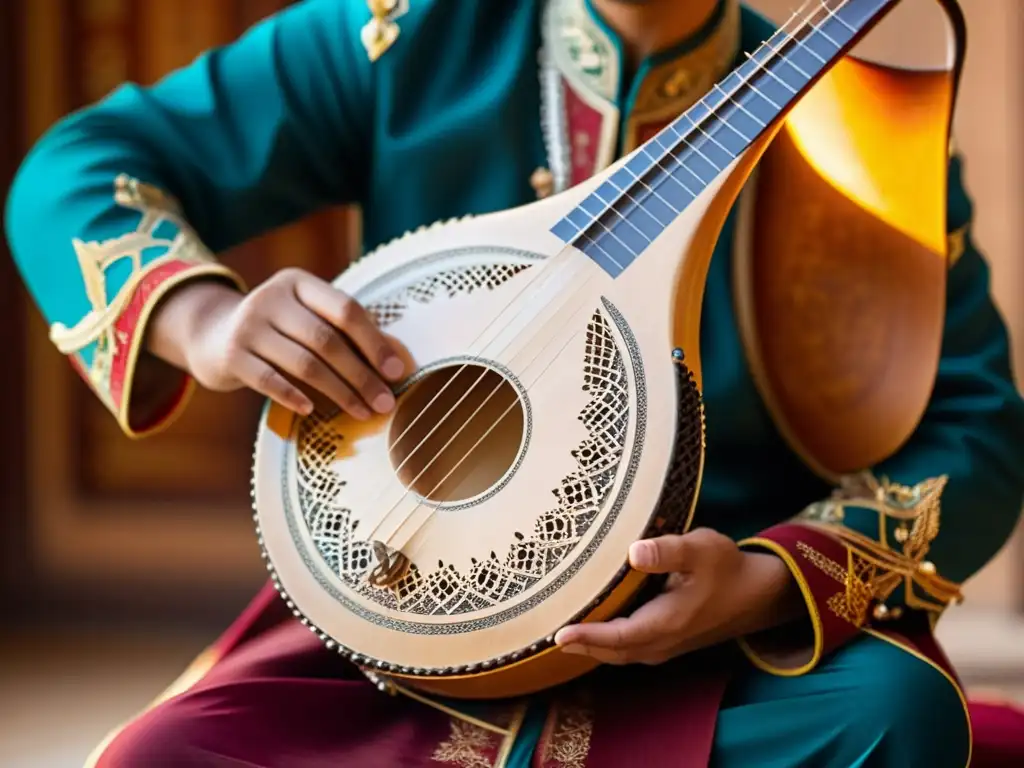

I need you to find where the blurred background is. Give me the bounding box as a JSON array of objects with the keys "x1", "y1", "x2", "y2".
[{"x1": 0, "y1": 1, "x2": 1021, "y2": 766}]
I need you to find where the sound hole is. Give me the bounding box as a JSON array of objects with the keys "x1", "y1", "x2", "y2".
[{"x1": 388, "y1": 364, "x2": 525, "y2": 504}]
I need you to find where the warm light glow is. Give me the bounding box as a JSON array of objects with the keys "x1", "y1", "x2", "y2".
[{"x1": 784, "y1": 58, "x2": 955, "y2": 256}]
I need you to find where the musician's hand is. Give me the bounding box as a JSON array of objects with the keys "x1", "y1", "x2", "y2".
[
  {"x1": 553, "y1": 527, "x2": 803, "y2": 665},
  {"x1": 149, "y1": 269, "x2": 405, "y2": 419}
]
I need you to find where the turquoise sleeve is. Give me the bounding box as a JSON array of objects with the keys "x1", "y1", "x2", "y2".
[{"x1": 3, "y1": 0, "x2": 374, "y2": 435}]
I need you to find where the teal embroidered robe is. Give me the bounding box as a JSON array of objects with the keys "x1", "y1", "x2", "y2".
[{"x1": 5, "y1": 0, "x2": 1023, "y2": 765}]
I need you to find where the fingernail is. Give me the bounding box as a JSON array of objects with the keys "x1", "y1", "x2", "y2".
[
  {"x1": 382, "y1": 357, "x2": 404, "y2": 380},
  {"x1": 298, "y1": 401, "x2": 314, "y2": 416},
  {"x1": 630, "y1": 541, "x2": 655, "y2": 568},
  {"x1": 372, "y1": 391, "x2": 396, "y2": 413},
  {"x1": 553, "y1": 628, "x2": 573, "y2": 645}
]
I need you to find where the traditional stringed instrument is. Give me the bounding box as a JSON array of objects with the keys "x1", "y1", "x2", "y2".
[{"x1": 252, "y1": 0, "x2": 964, "y2": 700}]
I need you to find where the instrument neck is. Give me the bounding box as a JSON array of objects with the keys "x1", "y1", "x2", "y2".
[{"x1": 551, "y1": 0, "x2": 899, "y2": 277}]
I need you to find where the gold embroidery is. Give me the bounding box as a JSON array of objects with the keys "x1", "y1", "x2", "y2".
[
  {"x1": 797, "y1": 473, "x2": 963, "y2": 617},
  {"x1": 361, "y1": 0, "x2": 409, "y2": 62},
  {"x1": 831, "y1": 549, "x2": 874, "y2": 625},
  {"x1": 364, "y1": 671, "x2": 513, "y2": 737},
  {"x1": 795, "y1": 541, "x2": 872, "y2": 626},
  {"x1": 48, "y1": 176, "x2": 221, "y2": 393},
  {"x1": 543, "y1": 702, "x2": 594, "y2": 768},
  {"x1": 795, "y1": 540, "x2": 846, "y2": 583},
  {"x1": 432, "y1": 719, "x2": 498, "y2": 768}
]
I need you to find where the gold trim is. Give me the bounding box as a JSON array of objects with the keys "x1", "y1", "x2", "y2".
[
  {"x1": 116, "y1": 261, "x2": 243, "y2": 438},
  {"x1": 736, "y1": 536, "x2": 825, "y2": 677},
  {"x1": 50, "y1": 175, "x2": 225, "y2": 354},
  {"x1": 795, "y1": 541, "x2": 873, "y2": 626},
  {"x1": 796, "y1": 472, "x2": 964, "y2": 616},
  {"x1": 495, "y1": 704, "x2": 528, "y2": 768},
  {"x1": 864, "y1": 628, "x2": 973, "y2": 768},
  {"x1": 431, "y1": 718, "x2": 504, "y2": 768},
  {"x1": 540, "y1": 698, "x2": 594, "y2": 767},
  {"x1": 47, "y1": 174, "x2": 245, "y2": 438},
  {"x1": 361, "y1": 0, "x2": 409, "y2": 62},
  {"x1": 390, "y1": 682, "x2": 513, "y2": 736}
]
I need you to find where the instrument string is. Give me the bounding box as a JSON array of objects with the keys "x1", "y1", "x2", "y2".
[
  {"x1": 365, "y1": 0, "x2": 840, "y2": 550},
  {"x1": 361, "y1": 0, "x2": 846, "y2": 552},
  {"x1": 358, "y1": 250, "x2": 596, "y2": 542},
  {"x1": 368, "y1": 0, "x2": 842, "y2": 553}
]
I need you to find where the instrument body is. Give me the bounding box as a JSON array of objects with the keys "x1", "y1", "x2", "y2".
[
  {"x1": 253, "y1": 165, "x2": 740, "y2": 698},
  {"x1": 252, "y1": 0, "x2": 964, "y2": 700},
  {"x1": 734, "y1": 12, "x2": 964, "y2": 479}
]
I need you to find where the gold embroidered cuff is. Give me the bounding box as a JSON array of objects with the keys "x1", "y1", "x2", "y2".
[
  {"x1": 50, "y1": 175, "x2": 246, "y2": 438},
  {"x1": 795, "y1": 471, "x2": 964, "y2": 617},
  {"x1": 738, "y1": 524, "x2": 862, "y2": 677},
  {"x1": 65, "y1": 256, "x2": 245, "y2": 438}
]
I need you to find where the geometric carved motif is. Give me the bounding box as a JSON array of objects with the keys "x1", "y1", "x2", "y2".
[
  {"x1": 363, "y1": 262, "x2": 533, "y2": 327},
  {"x1": 294, "y1": 279, "x2": 631, "y2": 615}
]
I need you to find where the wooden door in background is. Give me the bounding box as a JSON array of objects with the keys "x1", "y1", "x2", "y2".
[
  {"x1": 14, "y1": 0, "x2": 361, "y2": 621},
  {"x1": 0, "y1": 0, "x2": 27, "y2": 609}
]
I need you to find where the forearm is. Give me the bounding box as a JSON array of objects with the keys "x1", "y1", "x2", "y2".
[{"x1": 5, "y1": 3, "x2": 370, "y2": 437}]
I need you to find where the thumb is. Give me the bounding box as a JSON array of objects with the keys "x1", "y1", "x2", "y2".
[{"x1": 628, "y1": 534, "x2": 693, "y2": 574}]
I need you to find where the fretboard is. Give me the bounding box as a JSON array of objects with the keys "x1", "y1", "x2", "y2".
[{"x1": 551, "y1": 0, "x2": 897, "y2": 277}]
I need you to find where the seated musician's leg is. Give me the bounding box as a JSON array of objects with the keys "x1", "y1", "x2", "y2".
[
  {"x1": 711, "y1": 633, "x2": 970, "y2": 768},
  {"x1": 91, "y1": 622, "x2": 454, "y2": 768}
]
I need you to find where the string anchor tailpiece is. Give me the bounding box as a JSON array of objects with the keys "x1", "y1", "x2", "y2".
[{"x1": 368, "y1": 540, "x2": 412, "y2": 588}]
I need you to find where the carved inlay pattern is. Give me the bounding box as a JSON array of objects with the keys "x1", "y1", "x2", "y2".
[
  {"x1": 364, "y1": 263, "x2": 532, "y2": 327},
  {"x1": 294, "y1": 307, "x2": 631, "y2": 616},
  {"x1": 650, "y1": 355, "x2": 705, "y2": 536}
]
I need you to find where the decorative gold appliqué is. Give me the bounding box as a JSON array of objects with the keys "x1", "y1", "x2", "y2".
[
  {"x1": 362, "y1": 0, "x2": 409, "y2": 62},
  {"x1": 795, "y1": 541, "x2": 873, "y2": 626},
  {"x1": 432, "y1": 718, "x2": 499, "y2": 768},
  {"x1": 545, "y1": 707, "x2": 593, "y2": 768},
  {"x1": 48, "y1": 174, "x2": 220, "y2": 400},
  {"x1": 797, "y1": 472, "x2": 963, "y2": 620}
]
